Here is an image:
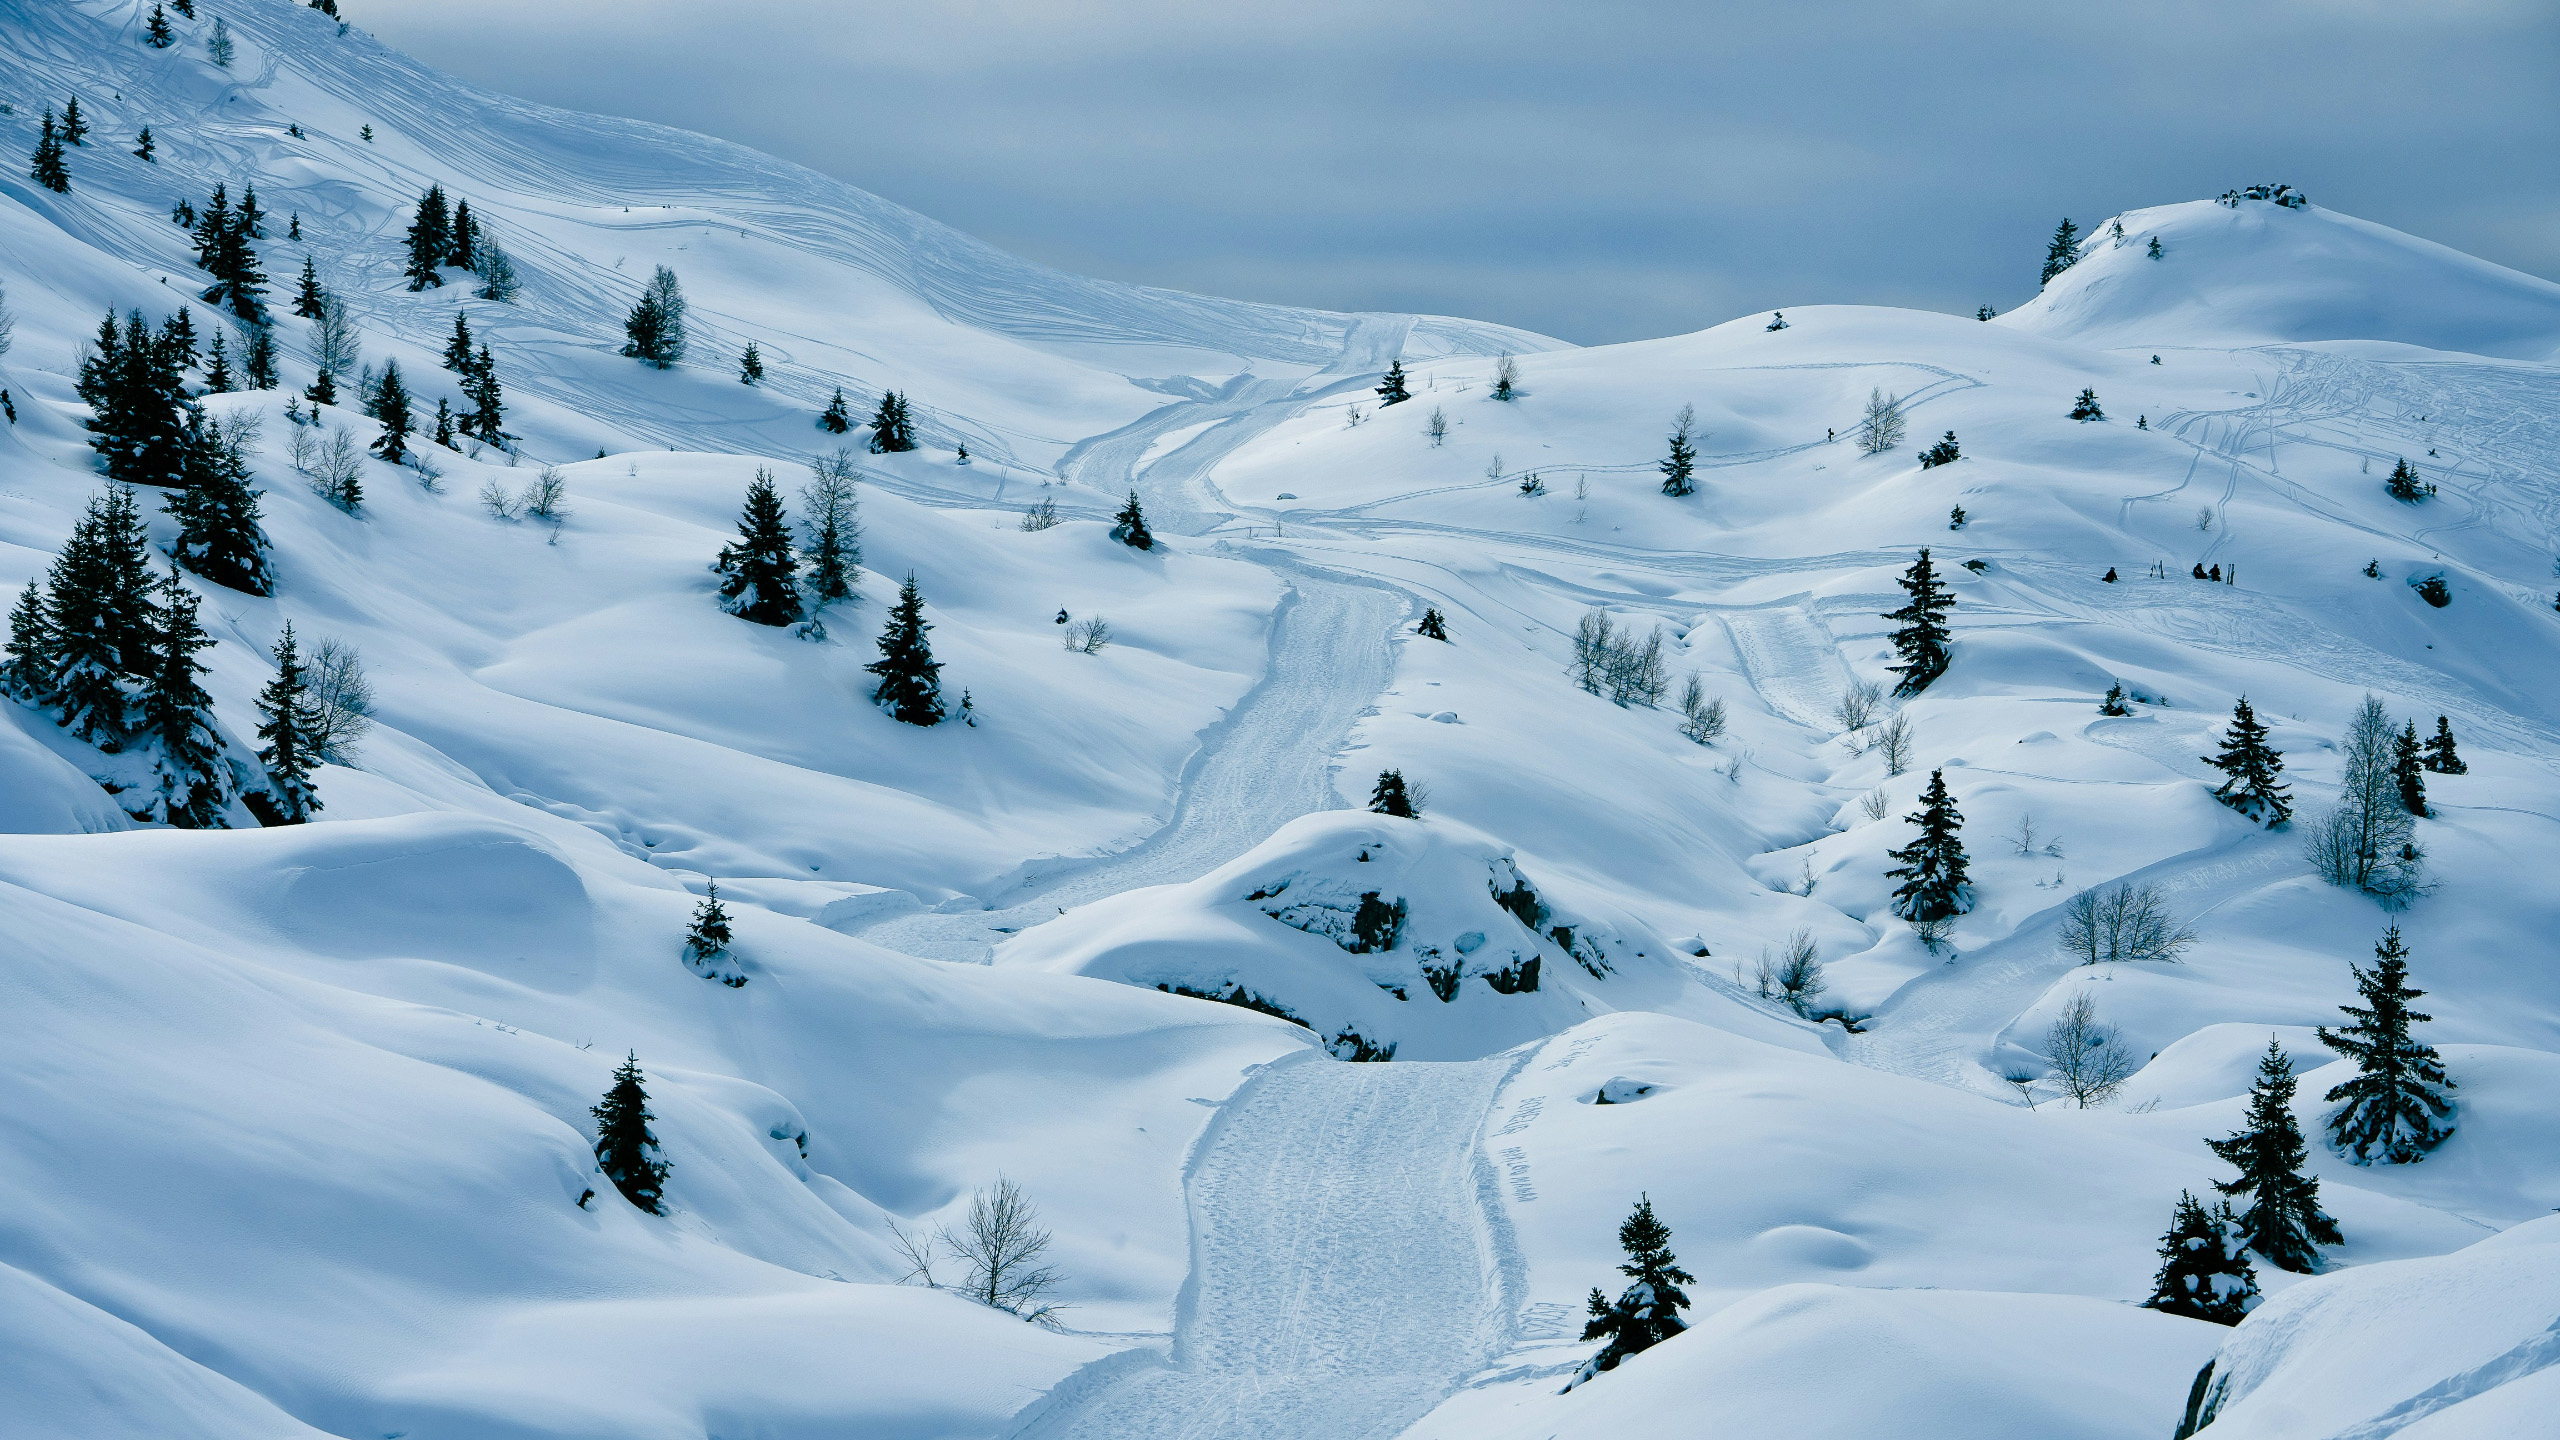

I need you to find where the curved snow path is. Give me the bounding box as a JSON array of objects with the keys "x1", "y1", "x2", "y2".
[{"x1": 1006, "y1": 1052, "x2": 1525, "y2": 1440}]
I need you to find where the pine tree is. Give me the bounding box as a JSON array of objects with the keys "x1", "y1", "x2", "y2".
[
  {"x1": 201, "y1": 198, "x2": 268, "y2": 320},
  {"x1": 402, "y1": 185, "x2": 449, "y2": 290},
  {"x1": 236, "y1": 183, "x2": 264, "y2": 240},
  {"x1": 1576, "y1": 1195, "x2": 1693, "y2": 1383},
  {"x1": 287, "y1": 212, "x2": 301, "y2": 241},
  {"x1": 2392, "y1": 721, "x2": 2428, "y2": 817},
  {"x1": 1658, "y1": 404, "x2": 1697, "y2": 497},
  {"x1": 253, "y1": 622, "x2": 322, "y2": 823},
  {"x1": 2204, "y1": 696, "x2": 2292, "y2": 827},
  {"x1": 2207, "y1": 1039, "x2": 2342, "y2": 1273},
  {"x1": 1368, "y1": 768, "x2": 1416, "y2": 817},
  {"x1": 620, "y1": 267, "x2": 686, "y2": 368},
  {"x1": 1112, "y1": 490, "x2": 1154, "y2": 550},
  {"x1": 244, "y1": 325, "x2": 279, "y2": 390},
  {"x1": 1883, "y1": 547, "x2": 1954, "y2": 694},
  {"x1": 44, "y1": 488, "x2": 158, "y2": 744},
  {"x1": 203, "y1": 331, "x2": 234, "y2": 393},
  {"x1": 444, "y1": 198, "x2": 477, "y2": 269},
  {"x1": 2141, "y1": 1191, "x2": 2260, "y2": 1326},
  {"x1": 868, "y1": 390, "x2": 917, "y2": 452},
  {"x1": 431, "y1": 399, "x2": 454, "y2": 448},
  {"x1": 818, "y1": 387, "x2": 851, "y2": 433},
  {"x1": 294, "y1": 256, "x2": 327, "y2": 319},
  {"x1": 1417, "y1": 607, "x2": 1448, "y2": 640},
  {"x1": 739, "y1": 341, "x2": 763, "y2": 385},
  {"x1": 868, "y1": 573, "x2": 945, "y2": 726},
  {"x1": 304, "y1": 361, "x2": 337, "y2": 408},
  {"x1": 682, "y1": 882, "x2": 743, "y2": 986},
  {"x1": 590, "y1": 1053, "x2": 670, "y2": 1215},
  {"x1": 463, "y1": 344, "x2": 506, "y2": 443},
  {"x1": 2384, "y1": 458, "x2": 2428, "y2": 503},
  {"x1": 2, "y1": 583, "x2": 53, "y2": 701},
  {"x1": 30, "y1": 110, "x2": 71, "y2": 193},
  {"x1": 86, "y1": 313, "x2": 194, "y2": 487},
  {"x1": 712, "y1": 468, "x2": 803, "y2": 627},
  {"x1": 1374, "y1": 358, "x2": 1411, "y2": 407},
  {"x1": 2099, "y1": 681, "x2": 2130, "y2": 716},
  {"x1": 1918, "y1": 431, "x2": 1960, "y2": 468},
  {"x1": 2069, "y1": 388, "x2": 2105, "y2": 421},
  {"x1": 798, "y1": 457, "x2": 862, "y2": 608},
  {"x1": 162, "y1": 309, "x2": 199, "y2": 369},
  {"x1": 2420, "y1": 716, "x2": 2465, "y2": 775},
  {"x1": 2316, "y1": 927, "x2": 2456, "y2": 1165},
  {"x1": 442, "y1": 312, "x2": 474, "y2": 373},
  {"x1": 2147, "y1": 235, "x2": 2163, "y2": 260},
  {"x1": 370, "y1": 359, "x2": 412, "y2": 462},
  {"x1": 2039, "y1": 218, "x2": 2081, "y2": 285},
  {"x1": 1886, "y1": 768, "x2": 1973, "y2": 922},
  {"x1": 133, "y1": 126, "x2": 156, "y2": 162},
  {"x1": 145, "y1": 3, "x2": 176, "y2": 47},
  {"x1": 135, "y1": 568, "x2": 234, "y2": 828},
  {"x1": 168, "y1": 410, "x2": 273, "y2": 594},
  {"x1": 206, "y1": 16, "x2": 234, "y2": 67},
  {"x1": 62, "y1": 96, "x2": 88, "y2": 146}
]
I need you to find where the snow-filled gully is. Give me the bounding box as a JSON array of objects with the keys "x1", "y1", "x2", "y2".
[{"x1": 1007, "y1": 1052, "x2": 1527, "y2": 1440}]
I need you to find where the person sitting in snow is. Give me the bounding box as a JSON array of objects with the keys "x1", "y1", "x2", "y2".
[{"x1": 2193, "y1": 562, "x2": 2208, "y2": 579}]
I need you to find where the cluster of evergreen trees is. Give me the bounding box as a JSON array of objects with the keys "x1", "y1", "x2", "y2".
[
  {"x1": 867, "y1": 391, "x2": 918, "y2": 452},
  {"x1": 621, "y1": 267, "x2": 686, "y2": 368},
  {"x1": 29, "y1": 107, "x2": 74, "y2": 193},
  {"x1": 401, "y1": 185, "x2": 480, "y2": 291},
  {"x1": 190, "y1": 183, "x2": 270, "y2": 319},
  {"x1": 439, "y1": 313, "x2": 508, "y2": 444}
]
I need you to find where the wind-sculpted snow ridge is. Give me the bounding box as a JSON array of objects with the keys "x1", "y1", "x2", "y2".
[{"x1": 1005, "y1": 1051, "x2": 1528, "y2": 1440}]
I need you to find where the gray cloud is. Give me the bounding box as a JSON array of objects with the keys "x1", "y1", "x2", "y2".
[{"x1": 362, "y1": 0, "x2": 2560, "y2": 344}]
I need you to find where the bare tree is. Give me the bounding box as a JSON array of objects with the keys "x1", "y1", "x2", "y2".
[
  {"x1": 2056, "y1": 881, "x2": 2196, "y2": 965},
  {"x1": 941, "y1": 1178, "x2": 1064, "y2": 1326},
  {"x1": 2001, "y1": 1068, "x2": 2042, "y2": 1110},
  {"x1": 2045, "y1": 992, "x2": 2136, "y2": 1107},
  {"x1": 1608, "y1": 628, "x2": 1670, "y2": 708},
  {"x1": 1063, "y1": 616, "x2": 1111, "y2": 654},
  {"x1": 1678, "y1": 674, "x2": 1727, "y2": 744},
  {"x1": 886, "y1": 1218, "x2": 941, "y2": 1288},
  {"x1": 1912, "y1": 913, "x2": 1954, "y2": 953},
  {"x1": 1019, "y1": 495, "x2": 1061, "y2": 531},
  {"x1": 313, "y1": 428, "x2": 364, "y2": 510},
  {"x1": 1874, "y1": 712, "x2": 1914, "y2": 775},
  {"x1": 305, "y1": 638, "x2": 376, "y2": 763},
  {"x1": 2196, "y1": 506, "x2": 2215, "y2": 532},
  {"x1": 1856, "y1": 388, "x2": 1908, "y2": 456},
  {"x1": 288, "y1": 422, "x2": 317, "y2": 477},
  {"x1": 1571, "y1": 608, "x2": 1615, "y2": 695},
  {"x1": 1769, "y1": 930, "x2": 1824, "y2": 1015},
  {"x1": 1492, "y1": 352, "x2": 1520, "y2": 400},
  {"x1": 1859, "y1": 787, "x2": 1892, "y2": 822},
  {"x1": 2306, "y1": 694, "x2": 2427, "y2": 903},
  {"x1": 1835, "y1": 678, "x2": 1883, "y2": 734},
  {"x1": 479, "y1": 480, "x2": 522, "y2": 520},
  {"x1": 1426, "y1": 405, "x2": 1448, "y2": 447},
  {"x1": 521, "y1": 466, "x2": 569, "y2": 523},
  {"x1": 310, "y1": 297, "x2": 360, "y2": 394}
]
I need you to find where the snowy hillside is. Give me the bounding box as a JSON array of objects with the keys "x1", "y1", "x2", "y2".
[{"x1": 1, "y1": 3, "x2": 2556, "y2": 1438}]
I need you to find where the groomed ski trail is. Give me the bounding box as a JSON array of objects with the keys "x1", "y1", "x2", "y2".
[{"x1": 1006, "y1": 1052, "x2": 1525, "y2": 1440}]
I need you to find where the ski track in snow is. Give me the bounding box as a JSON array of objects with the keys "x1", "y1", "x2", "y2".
[
  {"x1": 1721, "y1": 603, "x2": 1856, "y2": 732},
  {"x1": 1005, "y1": 1052, "x2": 1525, "y2": 1440}
]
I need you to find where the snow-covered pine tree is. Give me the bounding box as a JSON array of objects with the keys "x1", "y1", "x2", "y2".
[
  {"x1": 712, "y1": 468, "x2": 804, "y2": 627},
  {"x1": 2384, "y1": 458, "x2": 2428, "y2": 503},
  {"x1": 620, "y1": 267, "x2": 687, "y2": 368},
  {"x1": 39, "y1": 489, "x2": 155, "y2": 743},
  {"x1": 2, "y1": 583, "x2": 53, "y2": 701},
  {"x1": 144, "y1": 3, "x2": 176, "y2": 47},
  {"x1": 817, "y1": 388, "x2": 851, "y2": 433},
  {"x1": 444, "y1": 199, "x2": 477, "y2": 269},
  {"x1": 1112, "y1": 490, "x2": 1154, "y2": 550},
  {"x1": 2069, "y1": 388, "x2": 2105, "y2": 421},
  {"x1": 682, "y1": 882, "x2": 744, "y2": 986},
  {"x1": 2315, "y1": 927, "x2": 2456, "y2": 1165},
  {"x1": 236, "y1": 184, "x2": 264, "y2": 240},
  {"x1": 1417, "y1": 607, "x2": 1448, "y2": 641},
  {"x1": 133, "y1": 126, "x2": 155, "y2": 162},
  {"x1": 370, "y1": 359, "x2": 413, "y2": 462},
  {"x1": 2039, "y1": 217, "x2": 2081, "y2": 285},
  {"x1": 590, "y1": 1053, "x2": 670, "y2": 1214},
  {"x1": 169, "y1": 411, "x2": 272, "y2": 595},
  {"x1": 2141, "y1": 1191, "x2": 2259, "y2": 1326},
  {"x1": 2393, "y1": 721, "x2": 2428, "y2": 818},
  {"x1": 164, "y1": 309, "x2": 201, "y2": 370},
  {"x1": 61, "y1": 96, "x2": 88, "y2": 146},
  {"x1": 244, "y1": 324, "x2": 279, "y2": 390},
  {"x1": 798, "y1": 454, "x2": 862, "y2": 608},
  {"x1": 402, "y1": 186, "x2": 449, "y2": 291},
  {"x1": 201, "y1": 206, "x2": 268, "y2": 321},
  {"x1": 253, "y1": 623, "x2": 323, "y2": 824},
  {"x1": 293, "y1": 256, "x2": 327, "y2": 319},
  {"x1": 868, "y1": 391, "x2": 917, "y2": 452},
  {"x1": 1886, "y1": 768, "x2": 1973, "y2": 922},
  {"x1": 1918, "y1": 431, "x2": 1960, "y2": 468},
  {"x1": 86, "y1": 312, "x2": 195, "y2": 488},
  {"x1": 1883, "y1": 547, "x2": 1954, "y2": 694},
  {"x1": 1658, "y1": 404, "x2": 1697, "y2": 497},
  {"x1": 431, "y1": 399, "x2": 453, "y2": 448},
  {"x1": 2207, "y1": 1038, "x2": 2342, "y2": 1273},
  {"x1": 134, "y1": 567, "x2": 234, "y2": 828},
  {"x1": 739, "y1": 341, "x2": 763, "y2": 385},
  {"x1": 30, "y1": 110, "x2": 71, "y2": 193},
  {"x1": 442, "y1": 313, "x2": 474, "y2": 373},
  {"x1": 204, "y1": 331, "x2": 234, "y2": 393},
  {"x1": 1374, "y1": 358, "x2": 1411, "y2": 407},
  {"x1": 1368, "y1": 769, "x2": 1416, "y2": 818},
  {"x1": 463, "y1": 344, "x2": 506, "y2": 443},
  {"x1": 2100, "y1": 681, "x2": 2130, "y2": 716},
  {"x1": 868, "y1": 573, "x2": 945, "y2": 726},
  {"x1": 2204, "y1": 696, "x2": 2291, "y2": 826},
  {"x1": 1574, "y1": 1195, "x2": 1693, "y2": 1385},
  {"x1": 2421, "y1": 716, "x2": 2465, "y2": 774}
]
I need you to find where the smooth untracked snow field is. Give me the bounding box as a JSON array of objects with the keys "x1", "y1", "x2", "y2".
[{"x1": 1, "y1": 3, "x2": 2556, "y2": 1438}]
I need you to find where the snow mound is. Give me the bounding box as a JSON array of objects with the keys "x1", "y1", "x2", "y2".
[
  {"x1": 2003, "y1": 198, "x2": 2560, "y2": 359},
  {"x1": 2175, "y1": 1213, "x2": 2560, "y2": 1439},
  {"x1": 999, "y1": 811, "x2": 1720, "y2": 1061}
]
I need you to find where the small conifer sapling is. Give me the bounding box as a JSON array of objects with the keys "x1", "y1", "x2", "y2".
[
  {"x1": 591, "y1": 1053, "x2": 670, "y2": 1214},
  {"x1": 2069, "y1": 388, "x2": 2105, "y2": 421},
  {"x1": 682, "y1": 882, "x2": 744, "y2": 986},
  {"x1": 1417, "y1": 607, "x2": 1448, "y2": 641},
  {"x1": 1658, "y1": 405, "x2": 1697, "y2": 498},
  {"x1": 1111, "y1": 491, "x2": 1153, "y2": 550},
  {"x1": 1368, "y1": 769, "x2": 1417, "y2": 818},
  {"x1": 2141, "y1": 1191, "x2": 2259, "y2": 1326},
  {"x1": 1374, "y1": 358, "x2": 1411, "y2": 407}
]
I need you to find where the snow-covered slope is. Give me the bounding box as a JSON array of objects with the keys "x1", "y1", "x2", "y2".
[{"x1": 1, "y1": 2, "x2": 2556, "y2": 1437}]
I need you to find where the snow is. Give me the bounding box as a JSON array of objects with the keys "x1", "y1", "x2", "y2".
[{"x1": 1, "y1": 2, "x2": 2556, "y2": 1436}]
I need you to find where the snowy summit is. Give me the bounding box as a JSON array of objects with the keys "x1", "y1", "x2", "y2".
[{"x1": 0, "y1": 4, "x2": 2554, "y2": 1439}]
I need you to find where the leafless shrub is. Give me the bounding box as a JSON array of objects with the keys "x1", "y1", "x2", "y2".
[
  {"x1": 1768, "y1": 929, "x2": 1824, "y2": 1015},
  {"x1": 886, "y1": 1218, "x2": 941, "y2": 1287},
  {"x1": 2196, "y1": 506, "x2": 2215, "y2": 532},
  {"x1": 1874, "y1": 712, "x2": 1914, "y2": 775},
  {"x1": 1835, "y1": 678, "x2": 1883, "y2": 734},
  {"x1": 1427, "y1": 405, "x2": 1448, "y2": 446},
  {"x1": 1857, "y1": 388, "x2": 1907, "y2": 456},
  {"x1": 287, "y1": 422, "x2": 316, "y2": 477},
  {"x1": 403, "y1": 449, "x2": 444, "y2": 492},
  {"x1": 1064, "y1": 616, "x2": 1112, "y2": 654},
  {"x1": 1678, "y1": 674, "x2": 1727, "y2": 744},
  {"x1": 1721, "y1": 752, "x2": 1746, "y2": 783},
  {"x1": 2002, "y1": 1068, "x2": 2041, "y2": 1110},
  {"x1": 306, "y1": 638, "x2": 376, "y2": 763},
  {"x1": 1572, "y1": 609, "x2": 1616, "y2": 694},
  {"x1": 311, "y1": 427, "x2": 363, "y2": 510},
  {"x1": 1912, "y1": 913, "x2": 1954, "y2": 952},
  {"x1": 1859, "y1": 787, "x2": 1891, "y2": 822},
  {"x1": 1752, "y1": 950, "x2": 1779, "y2": 999},
  {"x1": 2045, "y1": 992, "x2": 2137, "y2": 1107},
  {"x1": 940, "y1": 1178, "x2": 1065, "y2": 1326},
  {"x1": 1609, "y1": 629, "x2": 1669, "y2": 707},
  {"x1": 2007, "y1": 812, "x2": 2065, "y2": 857},
  {"x1": 479, "y1": 480, "x2": 522, "y2": 520},
  {"x1": 310, "y1": 296, "x2": 359, "y2": 390},
  {"x1": 1486, "y1": 453, "x2": 1504, "y2": 483},
  {"x1": 2057, "y1": 881, "x2": 2196, "y2": 965},
  {"x1": 1493, "y1": 352, "x2": 1520, "y2": 399},
  {"x1": 1019, "y1": 495, "x2": 1061, "y2": 531},
  {"x1": 0, "y1": 277, "x2": 14, "y2": 357},
  {"x1": 521, "y1": 465, "x2": 569, "y2": 523}
]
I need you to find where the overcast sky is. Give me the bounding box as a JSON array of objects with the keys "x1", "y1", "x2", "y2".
[{"x1": 363, "y1": 0, "x2": 2559, "y2": 346}]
